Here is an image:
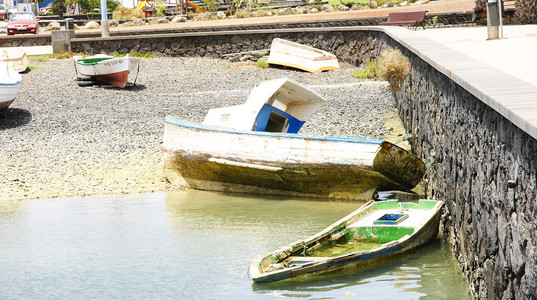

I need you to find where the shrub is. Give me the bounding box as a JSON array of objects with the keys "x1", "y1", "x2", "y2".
[
  {"x1": 202, "y1": 0, "x2": 219, "y2": 12},
  {"x1": 352, "y1": 59, "x2": 378, "y2": 79},
  {"x1": 256, "y1": 58, "x2": 269, "y2": 68},
  {"x1": 112, "y1": 6, "x2": 145, "y2": 20},
  {"x1": 234, "y1": 9, "x2": 250, "y2": 18},
  {"x1": 377, "y1": 48, "x2": 410, "y2": 92},
  {"x1": 256, "y1": 9, "x2": 272, "y2": 17}
]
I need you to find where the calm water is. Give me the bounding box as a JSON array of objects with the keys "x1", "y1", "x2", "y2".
[{"x1": 0, "y1": 191, "x2": 470, "y2": 299}]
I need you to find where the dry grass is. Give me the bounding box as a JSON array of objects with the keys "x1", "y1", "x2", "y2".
[
  {"x1": 112, "y1": 6, "x2": 145, "y2": 21},
  {"x1": 377, "y1": 48, "x2": 410, "y2": 92}
]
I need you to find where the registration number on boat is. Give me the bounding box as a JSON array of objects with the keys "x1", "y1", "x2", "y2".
[{"x1": 103, "y1": 60, "x2": 125, "y2": 67}]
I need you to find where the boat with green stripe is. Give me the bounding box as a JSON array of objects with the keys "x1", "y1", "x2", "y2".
[{"x1": 248, "y1": 199, "x2": 443, "y2": 283}]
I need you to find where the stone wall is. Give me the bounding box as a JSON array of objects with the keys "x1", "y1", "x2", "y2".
[
  {"x1": 394, "y1": 48, "x2": 537, "y2": 299},
  {"x1": 70, "y1": 28, "x2": 536, "y2": 299},
  {"x1": 0, "y1": 36, "x2": 50, "y2": 47},
  {"x1": 71, "y1": 30, "x2": 386, "y2": 65}
]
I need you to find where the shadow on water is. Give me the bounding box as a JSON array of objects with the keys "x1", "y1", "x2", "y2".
[{"x1": 0, "y1": 108, "x2": 32, "y2": 130}]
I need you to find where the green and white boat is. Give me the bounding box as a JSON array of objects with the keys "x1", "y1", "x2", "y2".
[{"x1": 248, "y1": 199, "x2": 444, "y2": 283}]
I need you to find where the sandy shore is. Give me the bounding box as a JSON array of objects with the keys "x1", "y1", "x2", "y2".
[{"x1": 0, "y1": 57, "x2": 405, "y2": 200}]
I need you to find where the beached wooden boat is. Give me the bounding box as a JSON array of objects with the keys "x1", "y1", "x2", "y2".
[
  {"x1": 163, "y1": 78, "x2": 424, "y2": 200},
  {"x1": 267, "y1": 38, "x2": 340, "y2": 73},
  {"x1": 73, "y1": 54, "x2": 140, "y2": 88},
  {"x1": 0, "y1": 48, "x2": 29, "y2": 73},
  {"x1": 0, "y1": 61, "x2": 22, "y2": 112},
  {"x1": 248, "y1": 199, "x2": 444, "y2": 283}
]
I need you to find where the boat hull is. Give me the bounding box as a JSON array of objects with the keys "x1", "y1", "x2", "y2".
[
  {"x1": 0, "y1": 49, "x2": 29, "y2": 73},
  {"x1": 0, "y1": 62, "x2": 22, "y2": 111},
  {"x1": 163, "y1": 117, "x2": 425, "y2": 200},
  {"x1": 75, "y1": 56, "x2": 140, "y2": 88},
  {"x1": 249, "y1": 200, "x2": 443, "y2": 283},
  {"x1": 267, "y1": 38, "x2": 340, "y2": 73}
]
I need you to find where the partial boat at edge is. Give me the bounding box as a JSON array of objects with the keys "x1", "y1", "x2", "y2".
[{"x1": 0, "y1": 61, "x2": 22, "y2": 112}]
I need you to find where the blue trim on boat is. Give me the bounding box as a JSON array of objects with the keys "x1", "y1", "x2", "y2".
[
  {"x1": 0, "y1": 81, "x2": 21, "y2": 86},
  {"x1": 165, "y1": 117, "x2": 383, "y2": 144}
]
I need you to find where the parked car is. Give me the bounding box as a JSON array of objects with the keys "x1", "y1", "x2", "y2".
[{"x1": 7, "y1": 12, "x2": 38, "y2": 35}]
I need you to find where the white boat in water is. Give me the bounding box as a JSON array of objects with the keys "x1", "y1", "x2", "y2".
[
  {"x1": 74, "y1": 54, "x2": 140, "y2": 88},
  {"x1": 163, "y1": 78, "x2": 424, "y2": 200},
  {"x1": 0, "y1": 61, "x2": 22, "y2": 112},
  {"x1": 0, "y1": 48, "x2": 29, "y2": 73},
  {"x1": 267, "y1": 38, "x2": 340, "y2": 73}
]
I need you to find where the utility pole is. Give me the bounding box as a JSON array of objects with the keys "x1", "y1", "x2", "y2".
[{"x1": 101, "y1": 0, "x2": 109, "y2": 37}]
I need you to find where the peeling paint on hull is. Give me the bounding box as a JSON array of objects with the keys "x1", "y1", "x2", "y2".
[{"x1": 163, "y1": 117, "x2": 425, "y2": 200}]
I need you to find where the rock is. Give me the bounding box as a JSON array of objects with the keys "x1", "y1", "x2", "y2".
[
  {"x1": 415, "y1": 0, "x2": 429, "y2": 4},
  {"x1": 381, "y1": 1, "x2": 394, "y2": 7},
  {"x1": 368, "y1": 0, "x2": 378, "y2": 8},
  {"x1": 133, "y1": 19, "x2": 145, "y2": 26},
  {"x1": 43, "y1": 21, "x2": 61, "y2": 32},
  {"x1": 172, "y1": 16, "x2": 187, "y2": 23},
  {"x1": 249, "y1": 11, "x2": 258, "y2": 17},
  {"x1": 120, "y1": 21, "x2": 135, "y2": 27},
  {"x1": 73, "y1": 24, "x2": 81, "y2": 30},
  {"x1": 399, "y1": 1, "x2": 409, "y2": 6},
  {"x1": 338, "y1": 4, "x2": 349, "y2": 11},
  {"x1": 194, "y1": 12, "x2": 211, "y2": 21},
  {"x1": 320, "y1": 4, "x2": 334, "y2": 12},
  {"x1": 156, "y1": 17, "x2": 170, "y2": 24},
  {"x1": 296, "y1": 6, "x2": 308, "y2": 14},
  {"x1": 351, "y1": 3, "x2": 363, "y2": 10},
  {"x1": 109, "y1": 20, "x2": 119, "y2": 27},
  {"x1": 309, "y1": 7, "x2": 319, "y2": 13},
  {"x1": 217, "y1": 11, "x2": 226, "y2": 19},
  {"x1": 84, "y1": 21, "x2": 100, "y2": 30},
  {"x1": 278, "y1": 7, "x2": 294, "y2": 15}
]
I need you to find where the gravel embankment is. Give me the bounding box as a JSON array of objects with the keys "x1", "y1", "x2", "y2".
[{"x1": 0, "y1": 57, "x2": 403, "y2": 200}]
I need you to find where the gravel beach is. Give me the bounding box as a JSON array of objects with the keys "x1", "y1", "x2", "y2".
[{"x1": 0, "y1": 57, "x2": 405, "y2": 201}]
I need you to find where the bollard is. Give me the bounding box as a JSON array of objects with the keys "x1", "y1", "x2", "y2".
[
  {"x1": 64, "y1": 18, "x2": 75, "y2": 38},
  {"x1": 487, "y1": 0, "x2": 500, "y2": 40},
  {"x1": 101, "y1": 20, "x2": 110, "y2": 38},
  {"x1": 51, "y1": 30, "x2": 73, "y2": 54}
]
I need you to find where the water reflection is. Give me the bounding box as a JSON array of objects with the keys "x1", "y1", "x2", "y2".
[{"x1": 0, "y1": 191, "x2": 469, "y2": 299}]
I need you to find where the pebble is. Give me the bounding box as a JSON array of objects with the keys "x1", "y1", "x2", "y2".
[{"x1": 0, "y1": 57, "x2": 398, "y2": 200}]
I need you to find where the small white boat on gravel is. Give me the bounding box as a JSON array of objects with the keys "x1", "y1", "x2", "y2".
[
  {"x1": 0, "y1": 48, "x2": 29, "y2": 73},
  {"x1": 0, "y1": 61, "x2": 22, "y2": 113},
  {"x1": 267, "y1": 38, "x2": 340, "y2": 73},
  {"x1": 74, "y1": 54, "x2": 140, "y2": 88}
]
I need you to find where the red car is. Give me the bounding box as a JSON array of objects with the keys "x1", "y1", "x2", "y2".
[{"x1": 7, "y1": 12, "x2": 39, "y2": 35}]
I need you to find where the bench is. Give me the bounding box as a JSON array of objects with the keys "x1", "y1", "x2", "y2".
[{"x1": 379, "y1": 11, "x2": 428, "y2": 29}]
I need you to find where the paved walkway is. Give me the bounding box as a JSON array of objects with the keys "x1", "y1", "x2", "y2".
[
  {"x1": 381, "y1": 24, "x2": 537, "y2": 140},
  {"x1": 417, "y1": 25, "x2": 537, "y2": 88}
]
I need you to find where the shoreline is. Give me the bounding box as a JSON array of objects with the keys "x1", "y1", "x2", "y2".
[{"x1": 1, "y1": 57, "x2": 406, "y2": 201}]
